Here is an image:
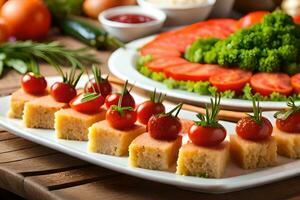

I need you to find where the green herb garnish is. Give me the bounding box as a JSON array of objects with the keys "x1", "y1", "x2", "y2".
[
  {"x1": 194, "y1": 94, "x2": 221, "y2": 127},
  {"x1": 111, "y1": 80, "x2": 134, "y2": 116},
  {"x1": 150, "y1": 88, "x2": 165, "y2": 103},
  {"x1": 247, "y1": 97, "x2": 263, "y2": 125},
  {"x1": 0, "y1": 41, "x2": 98, "y2": 77},
  {"x1": 274, "y1": 97, "x2": 300, "y2": 120},
  {"x1": 81, "y1": 92, "x2": 100, "y2": 103}
]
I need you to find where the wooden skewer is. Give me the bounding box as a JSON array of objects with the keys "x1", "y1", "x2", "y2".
[{"x1": 108, "y1": 76, "x2": 246, "y2": 122}]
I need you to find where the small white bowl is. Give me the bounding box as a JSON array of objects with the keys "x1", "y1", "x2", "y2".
[
  {"x1": 99, "y1": 6, "x2": 166, "y2": 42},
  {"x1": 137, "y1": 0, "x2": 216, "y2": 26}
]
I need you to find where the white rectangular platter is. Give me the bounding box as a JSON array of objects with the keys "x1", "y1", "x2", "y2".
[{"x1": 0, "y1": 76, "x2": 300, "y2": 193}]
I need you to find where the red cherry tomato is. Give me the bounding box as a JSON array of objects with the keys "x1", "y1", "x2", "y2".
[
  {"x1": 209, "y1": 68, "x2": 252, "y2": 92},
  {"x1": 105, "y1": 93, "x2": 135, "y2": 109},
  {"x1": 291, "y1": 73, "x2": 300, "y2": 93},
  {"x1": 21, "y1": 72, "x2": 47, "y2": 95},
  {"x1": 293, "y1": 16, "x2": 300, "y2": 24},
  {"x1": 276, "y1": 112, "x2": 300, "y2": 133},
  {"x1": 148, "y1": 115, "x2": 182, "y2": 141},
  {"x1": 250, "y1": 73, "x2": 293, "y2": 96},
  {"x1": 188, "y1": 124, "x2": 226, "y2": 147},
  {"x1": 136, "y1": 101, "x2": 165, "y2": 125},
  {"x1": 106, "y1": 107, "x2": 137, "y2": 130},
  {"x1": 84, "y1": 80, "x2": 112, "y2": 97},
  {"x1": 50, "y1": 82, "x2": 77, "y2": 103},
  {"x1": 70, "y1": 93, "x2": 105, "y2": 114},
  {"x1": 236, "y1": 117, "x2": 273, "y2": 141},
  {"x1": 237, "y1": 11, "x2": 269, "y2": 29}
]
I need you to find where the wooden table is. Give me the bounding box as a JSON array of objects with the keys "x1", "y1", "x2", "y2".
[{"x1": 0, "y1": 35, "x2": 300, "y2": 200}]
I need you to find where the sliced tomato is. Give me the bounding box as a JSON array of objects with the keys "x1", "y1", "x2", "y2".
[
  {"x1": 146, "y1": 56, "x2": 188, "y2": 72},
  {"x1": 140, "y1": 44, "x2": 181, "y2": 58},
  {"x1": 294, "y1": 16, "x2": 300, "y2": 24},
  {"x1": 237, "y1": 11, "x2": 269, "y2": 29},
  {"x1": 291, "y1": 73, "x2": 300, "y2": 93},
  {"x1": 209, "y1": 68, "x2": 252, "y2": 92},
  {"x1": 250, "y1": 72, "x2": 293, "y2": 96},
  {"x1": 164, "y1": 63, "x2": 226, "y2": 81}
]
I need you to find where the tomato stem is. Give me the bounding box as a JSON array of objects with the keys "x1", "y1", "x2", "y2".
[
  {"x1": 274, "y1": 97, "x2": 300, "y2": 120},
  {"x1": 248, "y1": 97, "x2": 263, "y2": 125}
]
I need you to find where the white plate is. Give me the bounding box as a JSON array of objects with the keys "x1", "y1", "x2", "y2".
[
  {"x1": 108, "y1": 36, "x2": 292, "y2": 111},
  {"x1": 0, "y1": 76, "x2": 300, "y2": 194}
]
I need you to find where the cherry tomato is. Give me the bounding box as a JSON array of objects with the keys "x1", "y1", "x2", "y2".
[
  {"x1": 136, "y1": 101, "x2": 165, "y2": 125},
  {"x1": 276, "y1": 112, "x2": 300, "y2": 133},
  {"x1": 250, "y1": 73, "x2": 293, "y2": 96},
  {"x1": 237, "y1": 11, "x2": 269, "y2": 29},
  {"x1": 84, "y1": 80, "x2": 112, "y2": 97},
  {"x1": 148, "y1": 115, "x2": 182, "y2": 141},
  {"x1": 105, "y1": 93, "x2": 135, "y2": 109},
  {"x1": 106, "y1": 107, "x2": 137, "y2": 130},
  {"x1": 209, "y1": 68, "x2": 252, "y2": 92},
  {"x1": 1, "y1": 0, "x2": 51, "y2": 40},
  {"x1": 236, "y1": 117, "x2": 273, "y2": 141},
  {"x1": 188, "y1": 125, "x2": 226, "y2": 146},
  {"x1": 291, "y1": 73, "x2": 300, "y2": 93},
  {"x1": 293, "y1": 16, "x2": 300, "y2": 24},
  {"x1": 50, "y1": 82, "x2": 77, "y2": 103},
  {"x1": 21, "y1": 72, "x2": 47, "y2": 95},
  {"x1": 70, "y1": 93, "x2": 105, "y2": 114}
]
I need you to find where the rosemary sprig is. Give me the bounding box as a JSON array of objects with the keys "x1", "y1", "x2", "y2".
[
  {"x1": 247, "y1": 97, "x2": 263, "y2": 125},
  {"x1": 0, "y1": 41, "x2": 99, "y2": 76},
  {"x1": 274, "y1": 97, "x2": 300, "y2": 120},
  {"x1": 158, "y1": 102, "x2": 183, "y2": 118},
  {"x1": 55, "y1": 64, "x2": 83, "y2": 87},
  {"x1": 111, "y1": 80, "x2": 134, "y2": 116},
  {"x1": 81, "y1": 92, "x2": 100, "y2": 103},
  {"x1": 195, "y1": 94, "x2": 221, "y2": 127},
  {"x1": 150, "y1": 88, "x2": 166, "y2": 103}
]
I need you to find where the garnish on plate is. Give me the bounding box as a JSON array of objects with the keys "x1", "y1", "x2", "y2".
[
  {"x1": 105, "y1": 80, "x2": 135, "y2": 109},
  {"x1": 188, "y1": 94, "x2": 226, "y2": 147},
  {"x1": 106, "y1": 81, "x2": 137, "y2": 130},
  {"x1": 274, "y1": 97, "x2": 300, "y2": 133},
  {"x1": 84, "y1": 65, "x2": 112, "y2": 97},
  {"x1": 21, "y1": 65, "x2": 47, "y2": 95},
  {"x1": 136, "y1": 89, "x2": 166, "y2": 125},
  {"x1": 148, "y1": 103, "x2": 183, "y2": 141},
  {"x1": 236, "y1": 98, "x2": 273, "y2": 140},
  {"x1": 50, "y1": 65, "x2": 83, "y2": 103}
]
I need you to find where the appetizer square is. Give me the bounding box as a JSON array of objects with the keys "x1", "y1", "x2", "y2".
[
  {"x1": 88, "y1": 120, "x2": 146, "y2": 156},
  {"x1": 23, "y1": 95, "x2": 68, "y2": 129},
  {"x1": 55, "y1": 108, "x2": 106, "y2": 141},
  {"x1": 129, "y1": 132, "x2": 182, "y2": 171},
  {"x1": 230, "y1": 135, "x2": 277, "y2": 169},
  {"x1": 8, "y1": 88, "x2": 47, "y2": 119},
  {"x1": 176, "y1": 142, "x2": 229, "y2": 178},
  {"x1": 273, "y1": 127, "x2": 300, "y2": 158}
]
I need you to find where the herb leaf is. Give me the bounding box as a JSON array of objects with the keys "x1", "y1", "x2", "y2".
[
  {"x1": 5, "y1": 58, "x2": 27, "y2": 74},
  {"x1": 274, "y1": 97, "x2": 300, "y2": 120},
  {"x1": 81, "y1": 92, "x2": 100, "y2": 103}
]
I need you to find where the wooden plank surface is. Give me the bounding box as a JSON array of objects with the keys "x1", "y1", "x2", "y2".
[{"x1": 0, "y1": 34, "x2": 300, "y2": 200}]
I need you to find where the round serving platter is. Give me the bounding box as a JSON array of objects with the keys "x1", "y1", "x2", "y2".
[{"x1": 108, "y1": 35, "x2": 293, "y2": 111}]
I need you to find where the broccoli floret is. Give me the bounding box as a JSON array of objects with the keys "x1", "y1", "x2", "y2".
[
  {"x1": 258, "y1": 50, "x2": 281, "y2": 72},
  {"x1": 239, "y1": 48, "x2": 260, "y2": 71},
  {"x1": 278, "y1": 45, "x2": 297, "y2": 62},
  {"x1": 218, "y1": 49, "x2": 239, "y2": 66},
  {"x1": 203, "y1": 50, "x2": 218, "y2": 64}
]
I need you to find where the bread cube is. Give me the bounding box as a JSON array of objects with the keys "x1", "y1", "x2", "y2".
[
  {"x1": 273, "y1": 127, "x2": 300, "y2": 158},
  {"x1": 55, "y1": 108, "x2": 106, "y2": 141},
  {"x1": 8, "y1": 88, "x2": 47, "y2": 118},
  {"x1": 88, "y1": 120, "x2": 146, "y2": 156},
  {"x1": 176, "y1": 142, "x2": 229, "y2": 178},
  {"x1": 23, "y1": 95, "x2": 68, "y2": 129},
  {"x1": 230, "y1": 135, "x2": 277, "y2": 169},
  {"x1": 129, "y1": 133, "x2": 182, "y2": 171}
]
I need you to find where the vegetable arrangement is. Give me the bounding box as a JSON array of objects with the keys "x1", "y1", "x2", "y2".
[{"x1": 137, "y1": 11, "x2": 300, "y2": 101}]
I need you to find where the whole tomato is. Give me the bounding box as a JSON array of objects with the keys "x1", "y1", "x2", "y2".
[
  {"x1": 106, "y1": 106, "x2": 137, "y2": 130},
  {"x1": 21, "y1": 72, "x2": 47, "y2": 95},
  {"x1": 1, "y1": 0, "x2": 51, "y2": 40}
]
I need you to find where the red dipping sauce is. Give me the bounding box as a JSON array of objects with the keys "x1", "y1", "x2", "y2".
[{"x1": 108, "y1": 14, "x2": 155, "y2": 24}]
